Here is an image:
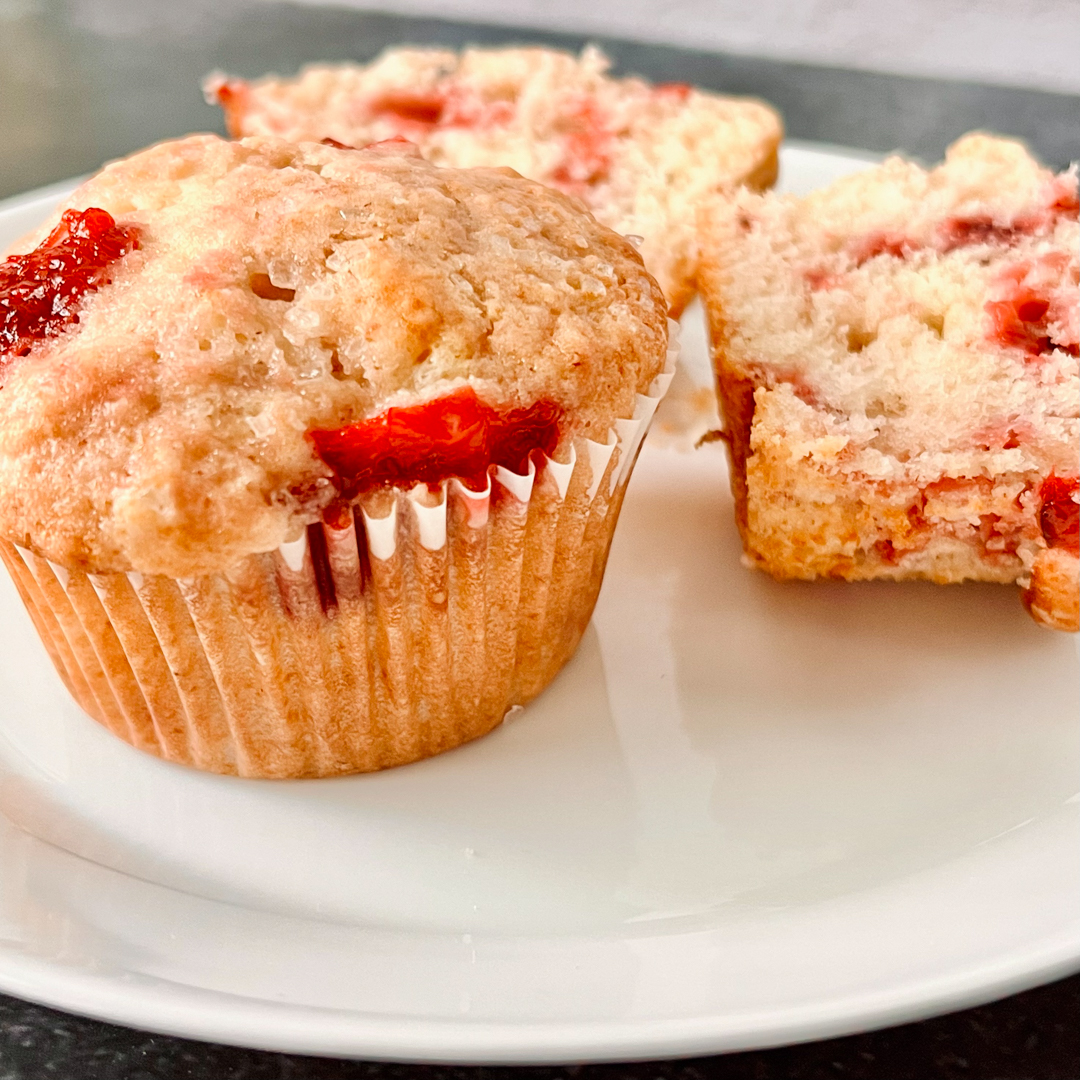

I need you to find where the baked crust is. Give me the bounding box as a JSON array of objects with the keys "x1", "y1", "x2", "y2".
[
  {"x1": 1024, "y1": 547, "x2": 1080, "y2": 631},
  {"x1": 206, "y1": 46, "x2": 783, "y2": 316},
  {"x1": 0, "y1": 134, "x2": 667, "y2": 578},
  {"x1": 699, "y1": 134, "x2": 1079, "y2": 629}
]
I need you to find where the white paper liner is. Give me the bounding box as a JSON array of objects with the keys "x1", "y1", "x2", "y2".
[{"x1": 0, "y1": 338, "x2": 678, "y2": 778}]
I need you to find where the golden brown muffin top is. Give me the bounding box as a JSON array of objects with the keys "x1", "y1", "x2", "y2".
[{"x1": 0, "y1": 134, "x2": 667, "y2": 577}]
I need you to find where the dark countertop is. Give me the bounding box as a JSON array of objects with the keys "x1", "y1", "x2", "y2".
[
  {"x1": 2, "y1": 976, "x2": 1078, "y2": 1079},
  {"x1": 1, "y1": 2, "x2": 1078, "y2": 1077}
]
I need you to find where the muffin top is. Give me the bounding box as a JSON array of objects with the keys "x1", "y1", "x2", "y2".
[
  {"x1": 208, "y1": 46, "x2": 782, "y2": 317},
  {"x1": 0, "y1": 134, "x2": 667, "y2": 577}
]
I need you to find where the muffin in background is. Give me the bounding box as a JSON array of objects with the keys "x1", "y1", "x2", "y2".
[
  {"x1": 206, "y1": 45, "x2": 782, "y2": 316},
  {"x1": 698, "y1": 134, "x2": 1078, "y2": 630},
  {"x1": 0, "y1": 134, "x2": 675, "y2": 777}
]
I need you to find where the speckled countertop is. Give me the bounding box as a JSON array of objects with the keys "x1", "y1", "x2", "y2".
[
  {"x1": 1, "y1": 977, "x2": 1078, "y2": 1078},
  {"x1": 1, "y1": 3, "x2": 1078, "y2": 1077}
]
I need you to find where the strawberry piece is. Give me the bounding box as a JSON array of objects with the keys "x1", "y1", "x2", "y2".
[
  {"x1": 309, "y1": 386, "x2": 562, "y2": 494},
  {"x1": 1039, "y1": 475, "x2": 1080, "y2": 553},
  {"x1": 0, "y1": 207, "x2": 139, "y2": 381}
]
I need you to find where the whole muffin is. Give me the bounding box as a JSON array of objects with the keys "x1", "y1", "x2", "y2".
[{"x1": 0, "y1": 134, "x2": 674, "y2": 776}]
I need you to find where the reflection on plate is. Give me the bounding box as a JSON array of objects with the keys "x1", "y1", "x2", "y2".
[{"x1": 0, "y1": 145, "x2": 1077, "y2": 1063}]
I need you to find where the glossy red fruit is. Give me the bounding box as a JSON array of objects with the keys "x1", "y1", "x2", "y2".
[
  {"x1": 310, "y1": 386, "x2": 562, "y2": 494},
  {"x1": 986, "y1": 288, "x2": 1054, "y2": 357},
  {"x1": 0, "y1": 207, "x2": 139, "y2": 379},
  {"x1": 367, "y1": 91, "x2": 445, "y2": 125},
  {"x1": 1039, "y1": 475, "x2": 1080, "y2": 553}
]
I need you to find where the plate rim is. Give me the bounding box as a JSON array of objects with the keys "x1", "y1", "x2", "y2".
[
  {"x1": 0, "y1": 882, "x2": 1077, "y2": 1063},
  {"x1": 1, "y1": 158, "x2": 1078, "y2": 1063}
]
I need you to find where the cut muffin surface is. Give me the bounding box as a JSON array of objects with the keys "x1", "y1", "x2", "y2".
[
  {"x1": 699, "y1": 134, "x2": 1079, "y2": 630},
  {"x1": 206, "y1": 45, "x2": 782, "y2": 316}
]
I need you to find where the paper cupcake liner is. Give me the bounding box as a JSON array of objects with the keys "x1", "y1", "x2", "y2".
[{"x1": 1, "y1": 330, "x2": 678, "y2": 777}]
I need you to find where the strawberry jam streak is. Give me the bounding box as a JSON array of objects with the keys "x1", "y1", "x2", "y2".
[
  {"x1": 849, "y1": 214, "x2": 1047, "y2": 268},
  {"x1": 850, "y1": 232, "x2": 913, "y2": 266},
  {"x1": 937, "y1": 215, "x2": 1031, "y2": 252},
  {"x1": 310, "y1": 387, "x2": 562, "y2": 495},
  {"x1": 985, "y1": 290, "x2": 1055, "y2": 355},
  {"x1": 0, "y1": 208, "x2": 139, "y2": 377},
  {"x1": 368, "y1": 91, "x2": 445, "y2": 125},
  {"x1": 810, "y1": 189, "x2": 1080, "y2": 286},
  {"x1": 986, "y1": 257, "x2": 1079, "y2": 360},
  {"x1": 552, "y1": 98, "x2": 613, "y2": 188},
  {"x1": 1038, "y1": 475, "x2": 1080, "y2": 553},
  {"x1": 365, "y1": 89, "x2": 515, "y2": 130}
]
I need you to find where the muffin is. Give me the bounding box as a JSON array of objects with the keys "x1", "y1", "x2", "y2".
[
  {"x1": 205, "y1": 45, "x2": 782, "y2": 316},
  {"x1": 0, "y1": 134, "x2": 675, "y2": 776},
  {"x1": 698, "y1": 134, "x2": 1079, "y2": 630}
]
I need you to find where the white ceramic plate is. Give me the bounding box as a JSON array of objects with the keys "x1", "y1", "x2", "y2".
[{"x1": 0, "y1": 145, "x2": 1078, "y2": 1064}]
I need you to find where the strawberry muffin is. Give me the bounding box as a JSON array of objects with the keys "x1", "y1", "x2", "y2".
[
  {"x1": 0, "y1": 134, "x2": 675, "y2": 776},
  {"x1": 699, "y1": 134, "x2": 1078, "y2": 630},
  {"x1": 206, "y1": 45, "x2": 782, "y2": 316}
]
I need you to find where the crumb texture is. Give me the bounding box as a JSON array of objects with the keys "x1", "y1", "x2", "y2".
[
  {"x1": 207, "y1": 46, "x2": 782, "y2": 314},
  {"x1": 699, "y1": 134, "x2": 1079, "y2": 628},
  {"x1": 0, "y1": 134, "x2": 667, "y2": 577}
]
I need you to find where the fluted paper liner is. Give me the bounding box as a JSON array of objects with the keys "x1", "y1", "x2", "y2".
[{"x1": 1, "y1": 331, "x2": 678, "y2": 777}]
